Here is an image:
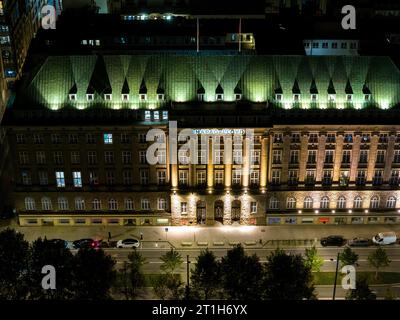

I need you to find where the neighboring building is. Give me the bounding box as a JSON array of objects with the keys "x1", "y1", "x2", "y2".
[
  {"x1": 3, "y1": 53, "x2": 400, "y2": 226},
  {"x1": 303, "y1": 39, "x2": 359, "y2": 56}
]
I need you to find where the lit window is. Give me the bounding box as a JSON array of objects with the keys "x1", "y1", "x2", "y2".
[
  {"x1": 141, "y1": 198, "x2": 150, "y2": 210},
  {"x1": 158, "y1": 198, "x2": 167, "y2": 210},
  {"x1": 153, "y1": 111, "x2": 159, "y2": 121},
  {"x1": 73, "y1": 171, "x2": 82, "y2": 188},
  {"x1": 104, "y1": 94, "x2": 112, "y2": 100},
  {"x1": 95, "y1": 40, "x2": 100, "y2": 46},
  {"x1": 75, "y1": 198, "x2": 85, "y2": 210},
  {"x1": 197, "y1": 93, "x2": 204, "y2": 101},
  {"x1": 125, "y1": 198, "x2": 134, "y2": 210},
  {"x1": 181, "y1": 202, "x2": 187, "y2": 214},
  {"x1": 145, "y1": 110, "x2": 151, "y2": 121},
  {"x1": 55, "y1": 171, "x2": 65, "y2": 188},
  {"x1": 41, "y1": 197, "x2": 52, "y2": 211},
  {"x1": 86, "y1": 94, "x2": 94, "y2": 101},
  {"x1": 216, "y1": 94, "x2": 223, "y2": 101},
  {"x1": 58, "y1": 197, "x2": 69, "y2": 210},
  {"x1": 103, "y1": 133, "x2": 113, "y2": 144},
  {"x1": 162, "y1": 111, "x2": 168, "y2": 120},
  {"x1": 69, "y1": 94, "x2": 77, "y2": 101},
  {"x1": 251, "y1": 201, "x2": 257, "y2": 213},
  {"x1": 81, "y1": 39, "x2": 87, "y2": 45},
  {"x1": 25, "y1": 197, "x2": 36, "y2": 211},
  {"x1": 275, "y1": 94, "x2": 282, "y2": 101}
]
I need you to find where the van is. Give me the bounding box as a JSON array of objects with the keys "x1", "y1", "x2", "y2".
[{"x1": 372, "y1": 232, "x2": 397, "y2": 245}]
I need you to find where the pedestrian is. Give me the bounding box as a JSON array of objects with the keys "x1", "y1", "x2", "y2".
[
  {"x1": 108, "y1": 231, "x2": 111, "y2": 242},
  {"x1": 140, "y1": 232, "x2": 143, "y2": 240}
]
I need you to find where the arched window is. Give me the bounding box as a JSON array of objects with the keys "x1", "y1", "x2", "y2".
[
  {"x1": 337, "y1": 196, "x2": 346, "y2": 209},
  {"x1": 386, "y1": 196, "x2": 396, "y2": 209},
  {"x1": 304, "y1": 197, "x2": 313, "y2": 209},
  {"x1": 41, "y1": 197, "x2": 52, "y2": 211},
  {"x1": 354, "y1": 196, "x2": 363, "y2": 209},
  {"x1": 75, "y1": 197, "x2": 85, "y2": 210},
  {"x1": 269, "y1": 197, "x2": 279, "y2": 209},
  {"x1": 25, "y1": 197, "x2": 36, "y2": 211},
  {"x1": 286, "y1": 197, "x2": 296, "y2": 209},
  {"x1": 58, "y1": 197, "x2": 69, "y2": 210},
  {"x1": 158, "y1": 198, "x2": 167, "y2": 210},
  {"x1": 320, "y1": 196, "x2": 329, "y2": 209},
  {"x1": 124, "y1": 198, "x2": 134, "y2": 210},
  {"x1": 109, "y1": 198, "x2": 118, "y2": 210},
  {"x1": 370, "y1": 196, "x2": 380, "y2": 209},
  {"x1": 92, "y1": 198, "x2": 101, "y2": 210}
]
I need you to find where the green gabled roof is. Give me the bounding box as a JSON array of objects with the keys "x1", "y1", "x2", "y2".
[{"x1": 13, "y1": 54, "x2": 400, "y2": 110}]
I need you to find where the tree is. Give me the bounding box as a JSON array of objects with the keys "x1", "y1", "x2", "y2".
[
  {"x1": 264, "y1": 248, "x2": 316, "y2": 300},
  {"x1": 27, "y1": 238, "x2": 74, "y2": 299},
  {"x1": 346, "y1": 277, "x2": 376, "y2": 300},
  {"x1": 0, "y1": 228, "x2": 30, "y2": 299},
  {"x1": 220, "y1": 245, "x2": 264, "y2": 300},
  {"x1": 304, "y1": 246, "x2": 324, "y2": 272},
  {"x1": 190, "y1": 249, "x2": 220, "y2": 299},
  {"x1": 72, "y1": 248, "x2": 116, "y2": 300},
  {"x1": 156, "y1": 249, "x2": 184, "y2": 299},
  {"x1": 368, "y1": 247, "x2": 391, "y2": 279},
  {"x1": 339, "y1": 247, "x2": 359, "y2": 267},
  {"x1": 127, "y1": 249, "x2": 146, "y2": 298},
  {"x1": 160, "y1": 249, "x2": 183, "y2": 274}
]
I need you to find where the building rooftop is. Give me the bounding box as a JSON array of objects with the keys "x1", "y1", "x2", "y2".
[{"x1": 12, "y1": 54, "x2": 400, "y2": 112}]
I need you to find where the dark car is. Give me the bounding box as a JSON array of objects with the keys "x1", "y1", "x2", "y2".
[
  {"x1": 320, "y1": 235, "x2": 346, "y2": 247},
  {"x1": 72, "y1": 238, "x2": 99, "y2": 249},
  {"x1": 48, "y1": 238, "x2": 69, "y2": 248},
  {"x1": 347, "y1": 237, "x2": 372, "y2": 247}
]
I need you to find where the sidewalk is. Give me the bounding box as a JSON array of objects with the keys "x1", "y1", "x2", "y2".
[{"x1": 3, "y1": 220, "x2": 400, "y2": 249}]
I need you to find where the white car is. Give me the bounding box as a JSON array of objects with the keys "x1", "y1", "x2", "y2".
[
  {"x1": 116, "y1": 238, "x2": 140, "y2": 248},
  {"x1": 372, "y1": 232, "x2": 397, "y2": 245}
]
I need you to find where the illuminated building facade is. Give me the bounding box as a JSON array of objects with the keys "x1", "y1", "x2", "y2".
[{"x1": 3, "y1": 54, "x2": 400, "y2": 226}]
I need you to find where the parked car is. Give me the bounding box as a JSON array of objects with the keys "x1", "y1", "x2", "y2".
[
  {"x1": 72, "y1": 238, "x2": 100, "y2": 249},
  {"x1": 347, "y1": 237, "x2": 372, "y2": 247},
  {"x1": 48, "y1": 238, "x2": 67, "y2": 248},
  {"x1": 372, "y1": 232, "x2": 397, "y2": 245},
  {"x1": 116, "y1": 238, "x2": 140, "y2": 248},
  {"x1": 320, "y1": 235, "x2": 346, "y2": 247}
]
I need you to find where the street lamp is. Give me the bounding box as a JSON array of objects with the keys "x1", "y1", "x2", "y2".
[
  {"x1": 185, "y1": 255, "x2": 191, "y2": 300},
  {"x1": 330, "y1": 252, "x2": 340, "y2": 300}
]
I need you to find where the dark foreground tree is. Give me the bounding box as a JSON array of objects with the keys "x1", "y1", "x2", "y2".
[
  {"x1": 72, "y1": 248, "x2": 116, "y2": 300},
  {"x1": 346, "y1": 277, "x2": 376, "y2": 300},
  {"x1": 368, "y1": 247, "x2": 391, "y2": 280},
  {"x1": 220, "y1": 245, "x2": 264, "y2": 300},
  {"x1": 0, "y1": 228, "x2": 29, "y2": 299},
  {"x1": 190, "y1": 249, "x2": 220, "y2": 299},
  {"x1": 339, "y1": 247, "x2": 359, "y2": 267},
  {"x1": 27, "y1": 238, "x2": 74, "y2": 299},
  {"x1": 152, "y1": 274, "x2": 185, "y2": 300},
  {"x1": 264, "y1": 249, "x2": 316, "y2": 300},
  {"x1": 160, "y1": 249, "x2": 183, "y2": 274},
  {"x1": 304, "y1": 246, "x2": 324, "y2": 272},
  {"x1": 127, "y1": 249, "x2": 146, "y2": 298}
]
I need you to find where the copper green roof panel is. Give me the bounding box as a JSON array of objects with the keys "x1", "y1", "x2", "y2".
[{"x1": 14, "y1": 54, "x2": 400, "y2": 110}]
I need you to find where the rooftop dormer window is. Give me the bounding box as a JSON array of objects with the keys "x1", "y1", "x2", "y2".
[
  {"x1": 275, "y1": 94, "x2": 282, "y2": 101},
  {"x1": 69, "y1": 94, "x2": 77, "y2": 101},
  {"x1": 157, "y1": 94, "x2": 165, "y2": 101},
  {"x1": 86, "y1": 94, "x2": 94, "y2": 101},
  {"x1": 311, "y1": 94, "x2": 318, "y2": 101},
  {"x1": 104, "y1": 94, "x2": 112, "y2": 101},
  {"x1": 216, "y1": 93, "x2": 223, "y2": 101},
  {"x1": 140, "y1": 94, "x2": 147, "y2": 101},
  {"x1": 122, "y1": 94, "x2": 129, "y2": 101}
]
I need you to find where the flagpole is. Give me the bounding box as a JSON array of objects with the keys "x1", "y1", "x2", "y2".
[
  {"x1": 197, "y1": 18, "x2": 199, "y2": 53},
  {"x1": 239, "y1": 18, "x2": 241, "y2": 53}
]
